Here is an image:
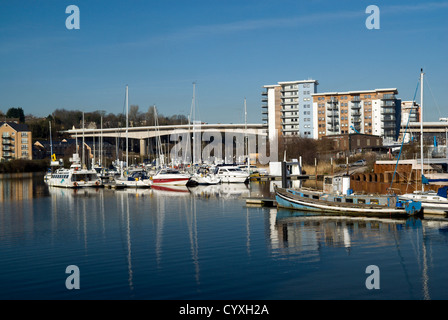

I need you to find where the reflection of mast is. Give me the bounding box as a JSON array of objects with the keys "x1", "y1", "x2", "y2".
[
  {"x1": 126, "y1": 193, "x2": 134, "y2": 291},
  {"x1": 246, "y1": 206, "x2": 251, "y2": 256},
  {"x1": 155, "y1": 190, "x2": 165, "y2": 266},
  {"x1": 187, "y1": 196, "x2": 200, "y2": 284},
  {"x1": 421, "y1": 223, "x2": 430, "y2": 300}
]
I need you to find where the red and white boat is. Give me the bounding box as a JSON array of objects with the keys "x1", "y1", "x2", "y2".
[{"x1": 151, "y1": 168, "x2": 191, "y2": 186}]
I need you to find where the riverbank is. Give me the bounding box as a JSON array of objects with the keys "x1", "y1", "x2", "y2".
[{"x1": 0, "y1": 159, "x2": 49, "y2": 173}]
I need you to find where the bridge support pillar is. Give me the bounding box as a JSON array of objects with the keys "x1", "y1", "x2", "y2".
[{"x1": 140, "y1": 138, "x2": 146, "y2": 158}]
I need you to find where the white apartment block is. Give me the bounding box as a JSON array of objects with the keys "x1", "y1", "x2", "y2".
[{"x1": 261, "y1": 80, "x2": 318, "y2": 141}]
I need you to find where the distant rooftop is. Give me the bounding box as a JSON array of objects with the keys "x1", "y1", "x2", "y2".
[
  {"x1": 312, "y1": 88, "x2": 398, "y2": 96},
  {"x1": 0, "y1": 121, "x2": 30, "y2": 132}
]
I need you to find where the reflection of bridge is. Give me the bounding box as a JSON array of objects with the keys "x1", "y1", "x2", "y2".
[{"x1": 64, "y1": 123, "x2": 267, "y2": 156}]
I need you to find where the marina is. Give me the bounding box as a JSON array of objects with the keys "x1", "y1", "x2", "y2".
[{"x1": 2, "y1": 172, "x2": 448, "y2": 300}]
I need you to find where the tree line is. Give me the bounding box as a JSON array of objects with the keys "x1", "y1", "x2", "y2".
[{"x1": 2, "y1": 106, "x2": 189, "y2": 141}]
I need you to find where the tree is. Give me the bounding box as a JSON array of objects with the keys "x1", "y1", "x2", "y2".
[{"x1": 6, "y1": 107, "x2": 25, "y2": 123}]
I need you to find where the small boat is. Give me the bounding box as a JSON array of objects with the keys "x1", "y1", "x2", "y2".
[
  {"x1": 399, "y1": 186, "x2": 448, "y2": 215},
  {"x1": 214, "y1": 165, "x2": 249, "y2": 183},
  {"x1": 189, "y1": 167, "x2": 221, "y2": 185},
  {"x1": 151, "y1": 168, "x2": 191, "y2": 186},
  {"x1": 48, "y1": 154, "x2": 102, "y2": 188},
  {"x1": 275, "y1": 185, "x2": 422, "y2": 217},
  {"x1": 115, "y1": 170, "x2": 152, "y2": 188}
]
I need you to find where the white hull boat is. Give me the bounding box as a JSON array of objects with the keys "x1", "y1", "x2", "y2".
[
  {"x1": 214, "y1": 166, "x2": 249, "y2": 183},
  {"x1": 151, "y1": 169, "x2": 191, "y2": 186}
]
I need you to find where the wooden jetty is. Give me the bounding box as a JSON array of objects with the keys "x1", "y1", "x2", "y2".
[{"x1": 245, "y1": 197, "x2": 277, "y2": 207}]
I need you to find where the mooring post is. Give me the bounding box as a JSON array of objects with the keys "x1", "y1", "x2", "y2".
[{"x1": 282, "y1": 161, "x2": 287, "y2": 188}]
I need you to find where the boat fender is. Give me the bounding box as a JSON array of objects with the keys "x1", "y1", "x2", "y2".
[
  {"x1": 95, "y1": 181, "x2": 100, "y2": 186},
  {"x1": 73, "y1": 182, "x2": 78, "y2": 187}
]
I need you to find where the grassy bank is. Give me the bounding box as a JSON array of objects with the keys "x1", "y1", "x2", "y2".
[{"x1": 0, "y1": 159, "x2": 49, "y2": 173}]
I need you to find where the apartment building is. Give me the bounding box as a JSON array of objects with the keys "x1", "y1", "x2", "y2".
[
  {"x1": 312, "y1": 89, "x2": 401, "y2": 143},
  {"x1": 0, "y1": 121, "x2": 33, "y2": 160},
  {"x1": 261, "y1": 79, "x2": 318, "y2": 141}
]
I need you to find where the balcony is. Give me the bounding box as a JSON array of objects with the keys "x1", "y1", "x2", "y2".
[
  {"x1": 2, "y1": 145, "x2": 13, "y2": 151},
  {"x1": 261, "y1": 104, "x2": 268, "y2": 108},
  {"x1": 381, "y1": 108, "x2": 395, "y2": 115},
  {"x1": 327, "y1": 127, "x2": 339, "y2": 132},
  {"x1": 261, "y1": 91, "x2": 268, "y2": 96},
  {"x1": 327, "y1": 105, "x2": 338, "y2": 111},
  {"x1": 282, "y1": 86, "x2": 298, "y2": 92},
  {"x1": 262, "y1": 98, "x2": 268, "y2": 103},
  {"x1": 281, "y1": 114, "x2": 298, "y2": 119},
  {"x1": 382, "y1": 123, "x2": 396, "y2": 129},
  {"x1": 282, "y1": 107, "x2": 299, "y2": 112},
  {"x1": 381, "y1": 115, "x2": 396, "y2": 122},
  {"x1": 281, "y1": 101, "x2": 299, "y2": 106},
  {"x1": 381, "y1": 94, "x2": 396, "y2": 100},
  {"x1": 2, "y1": 139, "x2": 13, "y2": 145},
  {"x1": 327, "y1": 119, "x2": 339, "y2": 125},
  {"x1": 351, "y1": 111, "x2": 361, "y2": 117},
  {"x1": 282, "y1": 94, "x2": 299, "y2": 100},
  {"x1": 351, "y1": 102, "x2": 361, "y2": 109},
  {"x1": 351, "y1": 96, "x2": 361, "y2": 102},
  {"x1": 282, "y1": 127, "x2": 300, "y2": 133},
  {"x1": 351, "y1": 118, "x2": 362, "y2": 123},
  {"x1": 381, "y1": 101, "x2": 395, "y2": 107}
]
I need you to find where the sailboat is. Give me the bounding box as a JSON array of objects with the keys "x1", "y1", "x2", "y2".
[
  {"x1": 115, "y1": 85, "x2": 151, "y2": 188},
  {"x1": 398, "y1": 69, "x2": 448, "y2": 215}
]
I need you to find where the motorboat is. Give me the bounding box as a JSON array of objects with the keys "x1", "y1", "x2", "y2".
[
  {"x1": 115, "y1": 169, "x2": 152, "y2": 188},
  {"x1": 47, "y1": 154, "x2": 102, "y2": 188},
  {"x1": 214, "y1": 165, "x2": 249, "y2": 183},
  {"x1": 151, "y1": 168, "x2": 191, "y2": 186}
]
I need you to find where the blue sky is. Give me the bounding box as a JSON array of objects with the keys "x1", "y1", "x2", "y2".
[{"x1": 1, "y1": 0, "x2": 447, "y2": 124}]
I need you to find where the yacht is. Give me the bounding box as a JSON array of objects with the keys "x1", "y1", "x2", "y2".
[
  {"x1": 48, "y1": 154, "x2": 102, "y2": 188},
  {"x1": 151, "y1": 168, "x2": 191, "y2": 186},
  {"x1": 214, "y1": 165, "x2": 249, "y2": 183},
  {"x1": 115, "y1": 169, "x2": 152, "y2": 188}
]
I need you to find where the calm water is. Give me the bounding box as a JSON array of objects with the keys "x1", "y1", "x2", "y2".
[{"x1": 1, "y1": 172, "x2": 448, "y2": 300}]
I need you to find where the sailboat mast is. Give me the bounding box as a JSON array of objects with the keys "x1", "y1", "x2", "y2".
[
  {"x1": 82, "y1": 112, "x2": 85, "y2": 168},
  {"x1": 420, "y1": 69, "x2": 424, "y2": 192},
  {"x1": 191, "y1": 82, "x2": 196, "y2": 165},
  {"x1": 49, "y1": 121, "x2": 53, "y2": 158},
  {"x1": 244, "y1": 97, "x2": 249, "y2": 169},
  {"x1": 126, "y1": 85, "x2": 129, "y2": 169}
]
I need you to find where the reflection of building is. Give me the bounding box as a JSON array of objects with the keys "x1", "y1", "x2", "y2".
[
  {"x1": 0, "y1": 173, "x2": 33, "y2": 202},
  {"x1": 0, "y1": 121, "x2": 32, "y2": 160},
  {"x1": 272, "y1": 214, "x2": 407, "y2": 257}
]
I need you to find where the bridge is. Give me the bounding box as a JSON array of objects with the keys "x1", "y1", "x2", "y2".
[
  {"x1": 64, "y1": 123, "x2": 267, "y2": 157},
  {"x1": 400, "y1": 121, "x2": 448, "y2": 143}
]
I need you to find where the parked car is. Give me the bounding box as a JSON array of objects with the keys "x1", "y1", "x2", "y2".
[{"x1": 352, "y1": 159, "x2": 366, "y2": 167}]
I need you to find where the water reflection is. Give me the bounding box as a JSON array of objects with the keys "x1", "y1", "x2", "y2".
[
  {"x1": 0, "y1": 172, "x2": 49, "y2": 202},
  {"x1": 272, "y1": 209, "x2": 448, "y2": 300}
]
